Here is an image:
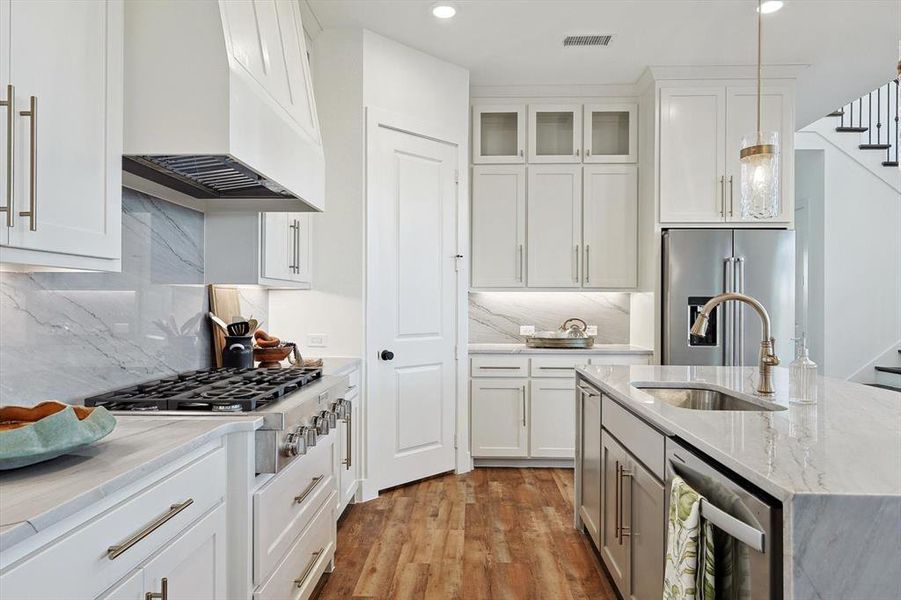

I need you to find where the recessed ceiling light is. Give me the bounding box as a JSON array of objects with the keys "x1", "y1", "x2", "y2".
[
  {"x1": 757, "y1": 1, "x2": 784, "y2": 14},
  {"x1": 431, "y1": 3, "x2": 457, "y2": 19}
]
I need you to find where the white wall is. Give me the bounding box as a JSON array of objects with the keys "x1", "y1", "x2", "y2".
[{"x1": 795, "y1": 125, "x2": 901, "y2": 379}]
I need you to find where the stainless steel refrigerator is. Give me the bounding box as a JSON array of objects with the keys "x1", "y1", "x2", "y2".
[{"x1": 663, "y1": 229, "x2": 795, "y2": 367}]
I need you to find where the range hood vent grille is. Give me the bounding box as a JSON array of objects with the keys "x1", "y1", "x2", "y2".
[
  {"x1": 563, "y1": 34, "x2": 613, "y2": 47},
  {"x1": 123, "y1": 155, "x2": 297, "y2": 199}
]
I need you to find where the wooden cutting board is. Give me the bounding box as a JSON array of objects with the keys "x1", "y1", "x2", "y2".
[{"x1": 208, "y1": 285, "x2": 243, "y2": 368}]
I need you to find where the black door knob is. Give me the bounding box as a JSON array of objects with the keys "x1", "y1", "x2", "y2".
[{"x1": 380, "y1": 350, "x2": 395, "y2": 361}]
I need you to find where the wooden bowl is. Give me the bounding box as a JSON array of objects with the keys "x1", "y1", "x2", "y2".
[{"x1": 254, "y1": 346, "x2": 293, "y2": 368}]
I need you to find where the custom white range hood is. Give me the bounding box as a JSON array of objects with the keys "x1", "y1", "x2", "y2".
[{"x1": 123, "y1": 0, "x2": 324, "y2": 212}]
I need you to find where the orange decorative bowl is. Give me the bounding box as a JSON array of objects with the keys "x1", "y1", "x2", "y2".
[{"x1": 254, "y1": 346, "x2": 293, "y2": 368}]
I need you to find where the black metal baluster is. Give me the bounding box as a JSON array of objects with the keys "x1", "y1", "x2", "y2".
[
  {"x1": 894, "y1": 80, "x2": 899, "y2": 165},
  {"x1": 868, "y1": 92, "x2": 873, "y2": 144},
  {"x1": 876, "y1": 86, "x2": 882, "y2": 145}
]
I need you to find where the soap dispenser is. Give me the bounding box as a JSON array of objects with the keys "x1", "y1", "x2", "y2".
[{"x1": 789, "y1": 335, "x2": 818, "y2": 404}]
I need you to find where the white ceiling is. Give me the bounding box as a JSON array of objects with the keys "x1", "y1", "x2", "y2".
[{"x1": 304, "y1": 0, "x2": 900, "y2": 127}]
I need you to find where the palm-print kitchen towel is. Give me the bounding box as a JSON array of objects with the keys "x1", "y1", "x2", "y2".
[{"x1": 663, "y1": 475, "x2": 716, "y2": 600}]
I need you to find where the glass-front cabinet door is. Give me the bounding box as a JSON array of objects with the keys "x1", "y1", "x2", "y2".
[
  {"x1": 583, "y1": 103, "x2": 638, "y2": 163},
  {"x1": 472, "y1": 104, "x2": 525, "y2": 164},
  {"x1": 528, "y1": 104, "x2": 582, "y2": 163}
]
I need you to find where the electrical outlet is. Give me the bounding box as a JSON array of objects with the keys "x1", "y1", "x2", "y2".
[
  {"x1": 307, "y1": 334, "x2": 328, "y2": 347},
  {"x1": 519, "y1": 325, "x2": 535, "y2": 336},
  {"x1": 586, "y1": 325, "x2": 598, "y2": 336}
]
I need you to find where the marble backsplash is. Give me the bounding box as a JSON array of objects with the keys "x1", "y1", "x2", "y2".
[
  {"x1": 469, "y1": 292, "x2": 630, "y2": 344},
  {"x1": 0, "y1": 189, "x2": 267, "y2": 405}
]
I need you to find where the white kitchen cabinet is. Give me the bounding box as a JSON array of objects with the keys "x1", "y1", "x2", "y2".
[
  {"x1": 471, "y1": 165, "x2": 526, "y2": 287},
  {"x1": 472, "y1": 104, "x2": 525, "y2": 164},
  {"x1": 528, "y1": 104, "x2": 582, "y2": 163},
  {"x1": 577, "y1": 383, "x2": 602, "y2": 547},
  {"x1": 600, "y1": 429, "x2": 630, "y2": 596},
  {"x1": 626, "y1": 455, "x2": 665, "y2": 600},
  {"x1": 96, "y1": 570, "x2": 143, "y2": 600},
  {"x1": 583, "y1": 103, "x2": 637, "y2": 163},
  {"x1": 659, "y1": 84, "x2": 794, "y2": 224},
  {"x1": 527, "y1": 164, "x2": 582, "y2": 287},
  {"x1": 470, "y1": 378, "x2": 529, "y2": 458},
  {"x1": 141, "y1": 503, "x2": 227, "y2": 600},
  {"x1": 337, "y1": 381, "x2": 361, "y2": 514},
  {"x1": 530, "y1": 379, "x2": 576, "y2": 458},
  {"x1": 724, "y1": 85, "x2": 794, "y2": 223},
  {"x1": 205, "y1": 212, "x2": 312, "y2": 288},
  {"x1": 659, "y1": 87, "x2": 727, "y2": 223},
  {"x1": 582, "y1": 165, "x2": 638, "y2": 288},
  {"x1": 0, "y1": 0, "x2": 122, "y2": 269}
]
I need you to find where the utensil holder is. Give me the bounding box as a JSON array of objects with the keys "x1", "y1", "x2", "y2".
[{"x1": 222, "y1": 335, "x2": 253, "y2": 369}]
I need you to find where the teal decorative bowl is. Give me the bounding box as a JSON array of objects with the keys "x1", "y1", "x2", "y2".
[{"x1": 0, "y1": 402, "x2": 117, "y2": 470}]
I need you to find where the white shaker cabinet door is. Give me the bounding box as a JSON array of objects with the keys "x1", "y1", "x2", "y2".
[
  {"x1": 0, "y1": 0, "x2": 9, "y2": 247},
  {"x1": 530, "y1": 380, "x2": 576, "y2": 458},
  {"x1": 95, "y1": 570, "x2": 143, "y2": 600},
  {"x1": 527, "y1": 164, "x2": 582, "y2": 287},
  {"x1": 141, "y1": 504, "x2": 227, "y2": 600},
  {"x1": 471, "y1": 165, "x2": 526, "y2": 288},
  {"x1": 261, "y1": 212, "x2": 293, "y2": 282},
  {"x1": 626, "y1": 455, "x2": 665, "y2": 600},
  {"x1": 658, "y1": 87, "x2": 726, "y2": 224},
  {"x1": 724, "y1": 86, "x2": 794, "y2": 224},
  {"x1": 582, "y1": 165, "x2": 638, "y2": 289},
  {"x1": 528, "y1": 103, "x2": 582, "y2": 164},
  {"x1": 470, "y1": 378, "x2": 529, "y2": 458},
  {"x1": 472, "y1": 104, "x2": 525, "y2": 164},
  {"x1": 5, "y1": 0, "x2": 121, "y2": 258}
]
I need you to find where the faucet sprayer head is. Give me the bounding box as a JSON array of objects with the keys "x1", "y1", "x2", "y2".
[{"x1": 690, "y1": 312, "x2": 710, "y2": 337}]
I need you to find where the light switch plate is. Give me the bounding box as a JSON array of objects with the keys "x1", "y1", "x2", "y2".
[
  {"x1": 307, "y1": 333, "x2": 328, "y2": 347},
  {"x1": 519, "y1": 325, "x2": 535, "y2": 336},
  {"x1": 586, "y1": 325, "x2": 598, "y2": 336}
]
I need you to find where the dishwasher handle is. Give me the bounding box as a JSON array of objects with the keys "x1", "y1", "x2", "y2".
[{"x1": 699, "y1": 498, "x2": 765, "y2": 552}]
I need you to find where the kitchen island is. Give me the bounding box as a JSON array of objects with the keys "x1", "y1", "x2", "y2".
[{"x1": 575, "y1": 364, "x2": 901, "y2": 600}]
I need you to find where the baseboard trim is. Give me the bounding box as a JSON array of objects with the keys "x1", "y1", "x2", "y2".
[{"x1": 473, "y1": 458, "x2": 574, "y2": 468}]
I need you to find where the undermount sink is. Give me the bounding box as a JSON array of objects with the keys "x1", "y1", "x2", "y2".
[{"x1": 636, "y1": 386, "x2": 787, "y2": 412}]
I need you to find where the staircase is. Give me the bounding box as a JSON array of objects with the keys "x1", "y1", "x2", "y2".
[
  {"x1": 867, "y1": 349, "x2": 901, "y2": 393},
  {"x1": 827, "y1": 79, "x2": 900, "y2": 168}
]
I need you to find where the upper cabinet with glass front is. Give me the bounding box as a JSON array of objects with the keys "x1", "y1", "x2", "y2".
[
  {"x1": 472, "y1": 105, "x2": 525, "y2": 163},
  {"x1": 583, "y1": 103, "x2": 637, "y2": 163},
  {"x1": 528, "y1": 104, "x2": 582, "y2": 163}
]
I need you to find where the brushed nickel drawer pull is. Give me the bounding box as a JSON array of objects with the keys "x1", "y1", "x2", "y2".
[
  {"x1": 618, "y1": 465, "x2": 633, "y2": 545},
  {"x1": 18, "y1": 96, "x2": 36, "y2": 231},
  {"x1": 0, "y1": 84, "x2": 13, "y2": 227},
  {"x1": 540, "y1": 366, "x2": 575, "y2": 370},
  {"x1": 344, "y1": 415, "x2": 352, "y2": 470},
  {"x1": 294, "y1": 474, "x2": 325, "y2": 504},
  {"x1": 107, "y1": 499, "x2": 194, "y2": 560},
  {"x1": 521, "y1": 385, "x2": 526, "y2": 427},
  {"x1": 145, "y1": 577, "x2": 168, "y2": 600},
  {"x1": 478, "y1": 366, "x2": 520, "y2": 370},
  {"x1": 294, "y1": 547, "x2": 325, "y2": 588}
]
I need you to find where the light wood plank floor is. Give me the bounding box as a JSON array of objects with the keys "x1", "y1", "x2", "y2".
[{"x1": 314, "y1": 468, "x2": 617, "y2": 600}]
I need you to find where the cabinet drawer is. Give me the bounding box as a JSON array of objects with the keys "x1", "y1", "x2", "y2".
[
  {"x1": 530, "y1": 356, "x2": 592, "y2": 377},
  {"x1": 471, "y1": 356, "x2": 529, "y2": 377},
  {"x1": 254, "y1": 491, "x2": 337, "y2": 600},
  {"x1": 602, "y1": 396, "x2": 665, "y2": 479},
  {"x1": 345, "y1": 367, "x2": 361, "y2": 389},
  {"x1": 254, "y1": 430, "x2": 336, "y2": 583},
  {"x1": 590, "y1": 354, "x2": 650, "y2": 366},
  {"x1": 0, "y1": 447, "x2": 225, "y2": 600}
]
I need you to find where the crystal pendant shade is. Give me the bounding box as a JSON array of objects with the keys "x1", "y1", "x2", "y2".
[{"x1": 740, "y1": 131, "x2": 780, "y2": 219}]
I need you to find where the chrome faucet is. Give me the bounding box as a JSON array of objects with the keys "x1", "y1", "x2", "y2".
[{"x1": 690, "y1": 292, "x2": 779, "y2": 396}]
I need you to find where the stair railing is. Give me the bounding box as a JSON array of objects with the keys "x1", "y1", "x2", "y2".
[{"x1": 833, "y1": 79, "x2": 899, "y2": 167}]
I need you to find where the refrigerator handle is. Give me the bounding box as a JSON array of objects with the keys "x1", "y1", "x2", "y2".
[
  {"x1": 723, "y1": 258, "x2": 735, "y2": 366},
  {"x1": 736, "y1": 257, "x2": 745, "y2": 367}
]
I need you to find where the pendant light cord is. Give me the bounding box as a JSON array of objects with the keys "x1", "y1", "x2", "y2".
[{"x1": 757, "y1": 0, "x2": 762, "y2": 144}]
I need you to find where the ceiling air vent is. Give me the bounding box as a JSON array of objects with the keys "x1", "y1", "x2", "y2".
[{"x1": 563, "y1": 34, "x2": 613, "y2": 48}]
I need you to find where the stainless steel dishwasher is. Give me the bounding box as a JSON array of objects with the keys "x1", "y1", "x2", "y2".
[{"x1": 665, "y1": 439, "x2": 783, "y2": 600}]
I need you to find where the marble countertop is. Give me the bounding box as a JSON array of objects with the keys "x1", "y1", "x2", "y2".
[
  {"x1": 469, "y1": 343, "x2": 653, "y2": 355},
  {"x1": 0, "y1": 416, "x2": 261, "y2": 549},
  {"x1": 577, "y1": 364, "x2": 901, "y2": 500},
  {"x1": 321, "y1": 357, "x2": 362, "y2": 376}
]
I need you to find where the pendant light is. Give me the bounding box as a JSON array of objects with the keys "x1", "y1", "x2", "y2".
[{"x1": 740, "y1": 0, "x2": 781, "y2": 219}]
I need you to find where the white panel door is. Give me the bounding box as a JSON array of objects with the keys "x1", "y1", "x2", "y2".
[
  {"x1": 471, "y1": 165, "x2": 526, "y2": 288},
  {"x1": 529, "y1": 103, "x2": 582, "y2": 163},
  {"x1": 583, "y1": 165, "x2": 638, "y2": 288},
  {"x1": 141, "y1": 504, "x2": 227, "y2": 600},
  {"x1": 470, "y1": 378, "x2": 528, "y2": 458},
  {"x1": 0, "y1": 0, "x2": 9, "y2": 247},
  {"x1": 530, "y1": 380, "x2": 575, "y2": 458},
  {"x1": 368, "y1": 124, "x2": 458, "y2": 491},
  {"x1": 725, "y1": 86, "x2": 793, "y2": 223},
  {"x1": 527, "y1": 164, "x2": 582, "y2": 287},
  {"x1": 5, "y1": 0, "x2": 121, "y2": 257},
  {"x1": 659, "y1": 87, "x2": 726, "y2": 223}
]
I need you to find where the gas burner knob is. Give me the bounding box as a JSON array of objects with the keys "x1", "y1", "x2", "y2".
[
  {"x1": 326, "y1": 410, "x2": 338, "y2": 429},
  {"x1": 302, "y1": 425, "x2": 318, "y2": 448},
  {"x1": 315, "y1": 412, "x2": 330, "y2": 435},
  {"x1": 281, "y1": 430, "x2": 303, "y2": 457}
]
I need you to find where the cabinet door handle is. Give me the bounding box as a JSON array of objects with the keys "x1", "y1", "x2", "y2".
[
  {"x1": 521, "y1": 385, "x2": 526, "y2": 427},
  {"x1": 288, "y1": 219, "x2": 299, "y2": 273},
  {"x1": 586, "y1": 148, "x2": 591, "y2": 157},
  {"x1": 719, "y1": 176, "x2": 725, "y2": 217},
  {"x1": 573, "y1": 245, "x2": 580, "y2": 282},
  {"x1": 618, "y1": 464, "x2": 633, "y2": 545},
  {"x1": 107, "y1": 499, "x2": 194, "y2": 560},
  {"x1": 294, "y1": 547, "x2": 325, "y2": 588},
  {"x1": 344, "y1": 414, "x2": 352, "y2": 470},
  {"x1": 519, "y1": 149, "x2": 523, "y2": 157},
  {"x1": 0, "y1": 84, "x2": 13, "y2": 227},
  {"x1": 585, "y1": 245, "x2": 590, "y2": 284},
  {"x1": 295, "y1": 219, "x2": 301, "y2": 275},
  {"x1": 517, "y1": 244, "x2": 524, "y2": 281},
  {"x1": 614, "y1": 460, "x2": 621, "y2": 541},
  {"x1": 729, "y1": 175, "x2": 735, "y2": 217},
  {"x1": 145, "y1": 577, "x2": 168, "y2": 600},
  {"x1": 18, "y1": 96, "x2": 36, "y2": 231},
  {"x1": 294, "y1": 474, "x2": 325, "y2": 504},
  {"x1": 575, "y1": 148, "x2": 580, "y2": 157}
]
